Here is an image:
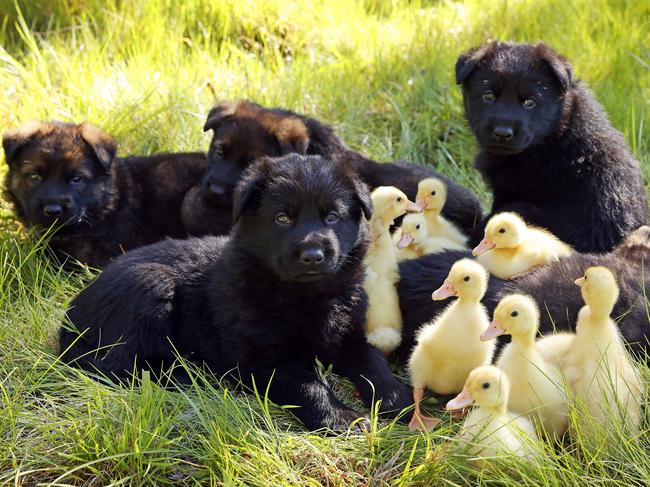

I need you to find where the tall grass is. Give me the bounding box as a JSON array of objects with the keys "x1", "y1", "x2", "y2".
[{"x1": 0, "y1": 0, "x2": 649, "y2": 484}]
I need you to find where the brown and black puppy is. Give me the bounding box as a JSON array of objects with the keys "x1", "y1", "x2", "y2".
[
  {"x1": 181, "y1": 100, "x2": 482, "y2": 236},
  {"x1": 3, "y1": 121, "x2": 206, "y2": 267}
]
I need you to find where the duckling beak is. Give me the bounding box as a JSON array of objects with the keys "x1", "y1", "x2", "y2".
[
  {"x1": 472, "y1": 238, "x2": 495, "y2": 256},
  {"x1": 406, "y1": 200, "x2": 422, "y2": 213},
  {"x1": 432, "y1": 281, "x2": 456, "y2": 300},
  {"x1": 397, "y1": 233, "x2": 414, "y2": 249},
  {"x1": 480, "y1": 320, "x2": 505, "y2": 341},
  {"x1": 446, "y1": 389, "x2": 474, "y2": 411},
  {"x1": 574, "y1": 276, "x2": 586, "y2": 287},
  {"x1": 415, "y1": 198, "x2": 427, "y2": 211}
]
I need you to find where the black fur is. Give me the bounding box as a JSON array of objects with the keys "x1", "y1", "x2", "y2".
[
  {"x1": 396, "y1": 226, "x2": 650, "y2": 362},
  {"x1": 182, "y1": 100, "x2": 482, "y2": 236},
  {"x1": 457, "y1": 41, "x2": 648, "y2": 252},
  {"x1": 60, "y1": 154, "x2": 412, "y2": 431}
]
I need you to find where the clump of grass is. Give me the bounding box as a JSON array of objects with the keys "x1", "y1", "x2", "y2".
[{"x1": 1, "y1": 0, "x2": 649, "y2": 484}]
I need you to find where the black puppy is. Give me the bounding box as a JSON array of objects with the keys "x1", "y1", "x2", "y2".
[
  {"x1": 181, "y1": 100, "x2": 482, "y2": 236},
  {"x1": 61, "y1": 154, "x2": 413, "y2": 431},
  {"x1": 456, "y1": 41, "x2": 648, "y2": 252},
  {"x1": 396, "y1": 226, "x2": 650, "y2": 361},
  {"x1": 3, "y1": 121, "x2": 206, "y2": 267}
]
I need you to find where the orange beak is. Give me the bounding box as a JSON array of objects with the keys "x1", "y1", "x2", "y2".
[
  {"x1": 480, "y1": 319, "x2": 506, "y2": 341},
  {"x1": 406, "y1": 200, "x2": 422, "y2": 213},
  {"x1": 397, "y1": 233, "x2": 414, "y2": 249},
  {"x1": 574, "y1": 276, "x2": 586, "y2": 287},
  {"x1": 432, "y1": 280, "x2": 456, "y2": 300},
  {"x1": 472, "y1": 237, "x2": 495, "y2": 256},
  {"x1": 415, "y1": 198, "x2": 427, "y2": 211},
  {"x1": 446, "y1": 389, "x2": 474, "y2": 411}
]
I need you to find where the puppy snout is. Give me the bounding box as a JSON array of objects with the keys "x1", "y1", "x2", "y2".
[
  {"x1": 299, "y1": 245, "x2": 325, "y2": 266},
  {"x1": 492, "y1": 125, "x2": 515, "y2": 141},
  {"x1": 207, "y1": 182, "x2": 226, "y2": 198},
  {"x1": 43, "y1": 203, "x2": 64, "y2": 217}
]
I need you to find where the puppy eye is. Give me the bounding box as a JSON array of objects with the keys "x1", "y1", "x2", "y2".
[
  {"x1": 325, "y1": 212, "x2": 340, "y2": 224},
  {"x1": 482, "y1": 382, "x2": 490, "y2": 389},
  {"x1": 396, "y1": 196, "x2": 402, "y2": 202},
  {"x1": 511, "y1": 310, "x2": 519, "y2": 317},
  {"x1": 415, "y1": 224, "x2": 420, "y2": 229},
  {"x1": 275, "y1": 213, "x2": 292, "y2": 225},
  {"x1": 69, "y1": 175, "x2": 84, "y2": 185},
  {"x1": 463, "y1": 276, "x2": 470, "y2": 282},
  {"x1": 481, "y1": 91, "x2": 495, "y2": 103},
  {"x1": 522, "y1": 98, "x2": 536, "y2": 109},
  {"x1": 498, "y1": 228, "x2": 506, "y2": 234},
  {"x1": 430, "y1": 190, "x2": 436, "y2": 196},
  {"x1": 28, "y1": 173, "x2": 42, "y2": 183},
  {"x1": 213, "y1": 144, "x2": 224, "y2": 158}
]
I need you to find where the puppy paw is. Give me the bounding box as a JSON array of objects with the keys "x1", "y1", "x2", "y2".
[
  {"x1": 377, "y1": 382, "x2": 414, "y2": 418},
  {"x1": 323, "y1": 408, "x2": 370, "y2": 433}
]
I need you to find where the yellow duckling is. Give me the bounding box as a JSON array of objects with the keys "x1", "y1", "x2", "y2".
[
  {"x1": 364, "y1": 186, "x2": 421, "y2": 353},
  {"x1": 408, "y1": 258, "x2": 495, "y2": 431},
  {"x1": 446, "y1": 365, "x2": 539, "y2": 463},
  {"x1": 472, "y1": 212, "x2": 572, "y2": 279},
  {"x1": 566, "y1": 267, "x2": 643, "y2": 431},
  {"x1": 396, "y1": 213, "x2": 466, "y2": 261},
  {"x1": 481, "y1": 294, "x2": 568, "y2": 438},
  {"x1": 415, "y1": 178, "x2": 468, "y2": 246}
]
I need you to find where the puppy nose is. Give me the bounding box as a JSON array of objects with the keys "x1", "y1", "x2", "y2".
[
  {"x1": 493, "y1": 125, "x2": 514, "y2": 141},
  {"x1": 300, "y1": 247, "x2": 325, "y2": 266},
  {"x1": 43, "y1": 204, "x2": 63, "y2": 217},
  {"x1": 206, "y1": 182, "x2": 226, "y2": 198}
]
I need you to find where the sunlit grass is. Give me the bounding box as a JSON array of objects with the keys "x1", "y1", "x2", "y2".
[{"x1": 1, "y1": 0, "x2": 649, "y2": 484}]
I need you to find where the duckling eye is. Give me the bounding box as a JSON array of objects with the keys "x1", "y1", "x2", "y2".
[
  {"x1": 482, "y1": 382, "x2": 490, "y2": 389},
  {"x1": 584, "y1": 275, "x2": 587, "y2": 281},
  {"x1": 430, "y1": 190, "x2": 436, "y2": 196},
  {"x1": 498, "y1": 228, "x2": 506, "y2": 234},
  {"x1": 511, "y1": 310, "x2": 519, "y2": 317},
  {"x1": 396, "y1": 196, "x2": 402, "y2": 202},
  {"x1": 463, "y1": 276, "x2": 470, "y2": 282},
  {"x1": 415, "y1": 224, "x2": 420, "y2": 229}
]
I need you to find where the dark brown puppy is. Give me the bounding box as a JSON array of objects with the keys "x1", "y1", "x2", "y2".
[
  {"x1": 181, "y1": 100, "x2": 482, "y2": 236},
  {"x1": 3, "y1": 121, "x2": 206, "y2": 267}
]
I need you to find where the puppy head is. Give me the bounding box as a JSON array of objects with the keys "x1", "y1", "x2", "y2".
[
  {"x1": 232, "y1": 154, "x2": 371, "y2": 283},
  {"x1": 200, "y1": 100, "x2": 310, "y2": 207},
  {"x1": 3, "y1": 121, "x2": 117, "y2": 229},
  {"x1": 456, "y1": 41, "x2": 574, "y2": 155}
]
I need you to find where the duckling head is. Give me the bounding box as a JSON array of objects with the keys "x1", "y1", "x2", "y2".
[
  {"x1": 481, "y1": 294, "x2": 539, "y2": 342},
  {"x1": 396, "y1": 213, "x2": 428, "y2": 249},
  {"x1": 472, "y1": 212, "x2": 527, "y2": 256},
  {"x1": 370, "y1": 186, "x2": 421, "y2": 225},
  {"x1": 432, "y1": 258, "x2": 489, "y2": 302},
  {"x1": 446, "y1": 365, "x2": 509, "y2": 412},
  {"x1": 415, "y1": 178, "x2": 447, "y2": 213},
  {"x1": 575, "y1": 266, "x2": 619, "y2": 317}
]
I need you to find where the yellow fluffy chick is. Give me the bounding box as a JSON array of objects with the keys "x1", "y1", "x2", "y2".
[
  {"x1": 396, "y1": 213, "x2": 466, "y2": 261},
  {"x1": 415, "y1": 178, "x2": 468, "y2": 246},
  {"x1": 364, "y1": 186, "x2": 421, "y2": 353},
  {"x1": 566, "y1": 267, "x2": 643, "y2": 431},
  {"x1": 482, "y1": 294, "x2": 568, "y2": 438},
  {"x1": 446, "y1": 366, "x2": 539, "y2": 463},
  {"x1": 536, "y1": 332, "x2": 574, "y2": 371},
  {"x1": 472, "y1": 212, "x2": 572, "y2": 279},
  {"x1": 408, "y1": 258, "x2": 495, "y2": 431}
]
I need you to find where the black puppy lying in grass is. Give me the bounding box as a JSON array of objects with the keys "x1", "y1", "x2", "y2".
[
  {"x1": 60, "y1": 154, "x2": 413, "y2": 431},
  {"x1": 457, "y1": 41, "x2": 648, "y2": 252},
  {"x1": 182, "y1": 100, "x2": 482, "y2": 237},
  {"x1": 396, "y1": 226, "x2": 650, "y2": 362}
]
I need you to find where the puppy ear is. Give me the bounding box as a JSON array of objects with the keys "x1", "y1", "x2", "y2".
[
  {"x1": 80, "y1": 123, "x2": 117, "y2": 172},
  {"x1": 2, "y1": 120, "x2": 45, "y2": 165},
  {"x1": 352, "y1": 177, "x2": 372, "y2": 220},
  {"x1": 232, "y1": 157, "x2": 270, "y2": 222},
  {"x1": 275, "y1": 118, "x2": 310, "y2": 155},
  {"x1": 204, "y1": 103, "x2": 238, "y2": 132},
  {"x1": 455, "y1": 43, "x2": 496, "y2": 85},
  {"x1": 535, "y1": 43, "x2": 573, "y2": 92}
]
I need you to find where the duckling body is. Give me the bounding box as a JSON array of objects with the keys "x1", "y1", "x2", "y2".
[
  {"x1": 408, "y1": 259, "x2": 495, "y2": 430},
  {"x1": 446, "y1": 366, "x2": 539, "y2": 462},
  {"x1": 396, "y1": 213, "x2": 465, "y2": 262},
  {"x1": 416, "y1": 178, "x2": 468, "y2": 246},
  {"x1": 566, "y1": 267, "x2": 643, "y2": 431},
  {"x1": 537, "y1": 332, "x2": 574, "y2": 371},
  {"x1": 472, "y1": 212, "x2": 572, "y2": 279},
  {"x1": 483, "y1": 294, "x2": 568, "y2": 438},
  {"x1": 364, "y1": 186, "x2": 421, "y2": 353}
]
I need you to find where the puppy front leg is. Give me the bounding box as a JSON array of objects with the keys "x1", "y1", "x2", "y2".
[
  {"x1": 334, "y1": 336, "x2": 413, "y2": 422},
  {"x1": 241, "y1": 363, "x2": 368, "y2": 432}
]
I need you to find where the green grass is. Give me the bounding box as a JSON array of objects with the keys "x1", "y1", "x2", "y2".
[{"x1": 1, "y1": 0, "x2": 649, "y2": 484}]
